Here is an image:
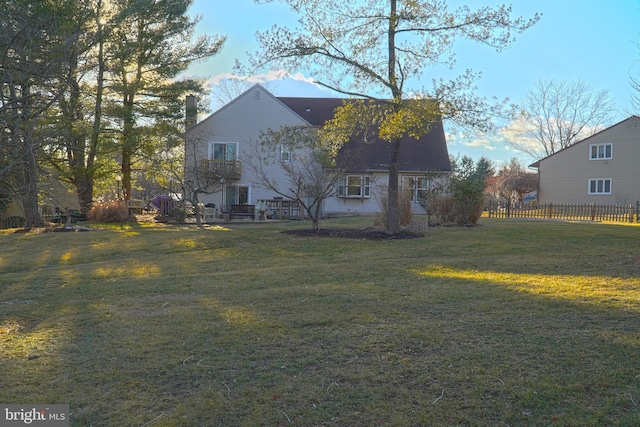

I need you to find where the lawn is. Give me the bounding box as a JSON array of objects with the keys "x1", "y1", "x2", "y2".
[{"x1": 1, "y1": 217, "x2": 639, "y2": 426}]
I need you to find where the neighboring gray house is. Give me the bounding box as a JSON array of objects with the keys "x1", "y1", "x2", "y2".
[
  {"x1": 530, "y1": 116, "x2": 640, "y2": 205},
  {"x1": 184, "y1": 84, "x2": 451, "y2": 217}
]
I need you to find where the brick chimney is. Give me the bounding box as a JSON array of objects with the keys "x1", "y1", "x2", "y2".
[{"x1": 185, "y1": 95, "x2": 197, "y2": 129}]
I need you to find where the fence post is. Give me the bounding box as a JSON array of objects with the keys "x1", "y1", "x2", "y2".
[{"x1": 637, "y1": 201, "x2": 640, "y2": 223}]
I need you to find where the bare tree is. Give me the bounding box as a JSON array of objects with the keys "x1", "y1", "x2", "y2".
[
  {"x1": 630, "y1": 50, "x2": 640, "y2": 113},
  {"x1": 246, "y1": 125, "x2": 349, "y2": 230},
  {"x1": 183, "y1": 127, "x2": 225, "y2": 226},
  {"x1": 511, "y1": 79, "x2": 617, "y2": 160},
  {"x1": 487, "y1": 158, "x2": 537, "y2": 215},
  {"x1": 211, "y1": 77, "x2": 254, "y2": 110},
  {"x1": 252, "y1": 0, "x2": 539, "y2": 234},
  {"x1": 209, "y1": 63, "x2": 278, "y2": 110}
]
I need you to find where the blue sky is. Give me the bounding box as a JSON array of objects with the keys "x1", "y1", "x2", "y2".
[{"x1": 185, "y1": 0, "x2": 640, "y2": 165}]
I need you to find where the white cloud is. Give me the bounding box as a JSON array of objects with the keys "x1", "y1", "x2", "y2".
[
  {"x1": 206, "y1": 70, "x2": 335, "y2": 101},
  {"x1": 495, "y1": 117, "x2": 544, "y2": 159},
  {"x1": 446, "y1": 131, "x2": 497, "y2": 151},
  {"x1": 289, "y1": 72, "x2": 317, "y2": 84},
  {"x1": 208, "y1": 70, "x2": 288, "y2": 86},
  {"x1": 208, "y1": 70, "x2": 322, "y2": 88},
  {"x1": 465, "y1": 137, "x2": 497, "y2": 150}
]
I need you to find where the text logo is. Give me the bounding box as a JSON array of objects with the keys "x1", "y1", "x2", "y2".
[{"x1": 0, "y1": 405, "x2": 69, "y2": 427}]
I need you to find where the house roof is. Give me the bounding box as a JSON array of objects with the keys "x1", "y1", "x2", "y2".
[
  {"x1": 529, "y1": 115, "x2": 640, "y2": 168},
  {"x1": 277, "y1": 96, "x2": 451, "y2": 173}
]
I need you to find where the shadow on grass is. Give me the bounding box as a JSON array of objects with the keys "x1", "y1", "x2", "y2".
[{"x1": 0, "y1": 219, "x2": 639, "y2": 425}]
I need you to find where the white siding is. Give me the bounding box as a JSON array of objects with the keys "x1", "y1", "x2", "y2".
[
  {"x1": 185, "y1": 84, "x2": 441, "y2": 217},
  {"x1": 185, "y1": 85, "x2": 308, "y2": 207},
  {"x1": 323, "y1": 172, "x2": 384, "y2": 215},
  {"x1": 323, "y1": 172, "x2": 429, "y2": 216}
]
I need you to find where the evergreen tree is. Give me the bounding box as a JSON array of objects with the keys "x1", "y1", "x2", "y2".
[
  {"x1": 107, "y1": 0, "x2": 225, "y2": 200},
  {"x1": 0, "y1": 0, "x2": 77, "y2": 226}
]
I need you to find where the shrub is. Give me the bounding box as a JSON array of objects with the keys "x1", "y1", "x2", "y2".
[
  {"x1": 450, "y1": 179, "x2": 486, "y2": 225},
  {"x1": 87, "y1": 201, "x2": 129, "y2": 222},
  {"x1": 422, "y1": 182, "x2": 485, "y2": 226},
  {"x1": 422, "y1": 193, "x2": 456, "y2": 225},
  {"x1": 374, "y1": 187, "x2": 413, "y2": 229},
  {"x1": 420, "y1": 156, "x2": 490, "y2": 226}
]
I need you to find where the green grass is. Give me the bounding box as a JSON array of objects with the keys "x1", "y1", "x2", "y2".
[{"x1": 1, "y1": 217, "x2": 639, "y2": 426}]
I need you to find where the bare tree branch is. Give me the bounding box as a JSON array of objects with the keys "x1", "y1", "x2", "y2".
[
  {"x1": 511, "y1": 79, "x2": 617, "y2": 160},
  {"x1": 251, "y1": 0, "x2": 539, "y2": 233}
]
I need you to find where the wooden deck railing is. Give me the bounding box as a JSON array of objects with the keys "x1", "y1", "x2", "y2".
[
  {"x1": 200, "y1": 159, "x2": 241, "y2": 180},
  {"x1": 256, "y1": 199, "x2": 302, "y2": 220}
]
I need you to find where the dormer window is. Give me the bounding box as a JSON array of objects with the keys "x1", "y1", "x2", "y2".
[{"x1": 590, "y1": 143, "x2": 612, "y2": 160}]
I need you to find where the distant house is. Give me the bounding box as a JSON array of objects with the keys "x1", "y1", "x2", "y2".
[
  {"x1": 530, "y1": 116, "x2": 640, "y2": 205},
  {"x1": 0, "y1": 176, "x2": 81, "y2": 228},
  {"x1": 184, "y1": 84, "x2": 451, "y2": 217}
]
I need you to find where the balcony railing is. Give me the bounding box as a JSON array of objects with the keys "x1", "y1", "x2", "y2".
[{"x1": 200, "y1": 159, "x2": 242, "y2": 180}]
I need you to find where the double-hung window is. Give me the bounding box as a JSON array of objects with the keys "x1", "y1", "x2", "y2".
[
  {"x1": 589, "y1": 143, "x2": 612, "y2": 160},
  {"x1": 402, "y1": 176, "x2": 429, "y2": 203},
  {"x1": 280, "y1": 144, "x2": 291, "y2": 162},
  {"x1": 338, "y1": 175, "x2": 371, "y2": 198},
  {"x1": 588, "y1": 178, "x2": 612, "y2": 194},
  {"x1": 209, "y1": 142, "x2": 237, "y2": 161}
]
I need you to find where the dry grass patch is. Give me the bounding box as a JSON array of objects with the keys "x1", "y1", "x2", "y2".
[{"x1": 0, "y1": 218, "x2": 639, "y2": 426}]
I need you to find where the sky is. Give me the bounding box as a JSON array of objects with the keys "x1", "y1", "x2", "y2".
[{"x1": 183, "y1": 0, "x2": 640, "y2": 165}]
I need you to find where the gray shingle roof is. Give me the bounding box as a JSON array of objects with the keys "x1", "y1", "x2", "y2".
[{"x1": 277, "y1": 97, "x2": 451, "y2": 173}]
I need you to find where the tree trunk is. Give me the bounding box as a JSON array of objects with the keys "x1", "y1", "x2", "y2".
[
  {"x1": 386, "y1": 137, "x2": 402, "y2": 234},
  {"x1": 75, "y1": 175, "x2": 94, "y2": 214},
  {"x1": 75, "y1": 2, "x2": 105, "y2": 214},
  {"x1": 121, "y1": 147, "x2": 132, "y2": 201},
  {"x1": 312, "y1": 202, "x2": 322, "y2": 231},
  {"x1": 14, "y1": 83, "x2": 43, "y2": 228},
  {"x1": 64, "y1": 50, "x2": 94, "y2": 214},
  {"x1": 192, "y1": 192, "x2": 202, "y2": 227},
  {"x1": 121, "y1": 94, "x2": 135, "y2": 201},
  {"x1": 385, "y1": 0, "x2": 401, "y2": 235},
  {"x1": 21, "y1": 148, "x2": 43, "y2": 228}
]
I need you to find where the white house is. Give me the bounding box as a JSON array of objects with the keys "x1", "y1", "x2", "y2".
[{"x1": 184, "y1": 84, "x2": 451, "y2": 217}]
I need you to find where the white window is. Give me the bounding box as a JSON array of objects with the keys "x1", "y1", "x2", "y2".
[
  {"x1": 402, "y1": 176, "x2": 429, "y2": 203},
  {"x1": 209, "y1": 142, "x2": 237, "y2": 161},
  {"x1": 588, "y1": 178, "x2": 612, "y2": 194},
  {"x1": 589, "y1": 143, "x2": 612, "y2": 160},
  {"x1": 280, "y1": 144, "x2": 291, "y2": 162},
  {"x1": 338, "y1": 175, "x2": 371, "y2": 198}
]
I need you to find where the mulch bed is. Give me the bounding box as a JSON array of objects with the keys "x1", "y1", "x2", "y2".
[
  {"x1": 282, "y1": 228, "x2": 425, "y2": 240},
  {"x1": 13, "y1": 225, "x2": 92, "y2": 233},
  {"x1": 11, "y1": 223, "x2": 424, "y2": 239}
]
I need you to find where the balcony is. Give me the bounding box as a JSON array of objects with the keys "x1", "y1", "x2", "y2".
[{"x1": 200, "y1": 159, "x2": 242, "y2": 180}]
